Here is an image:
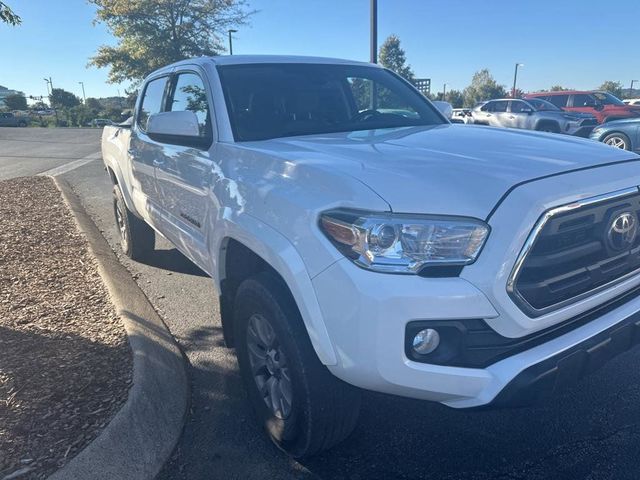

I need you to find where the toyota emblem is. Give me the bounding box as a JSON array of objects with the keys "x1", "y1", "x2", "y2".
[{"x1": 607, "y1": 211, "x2": 638, "y2": 252}]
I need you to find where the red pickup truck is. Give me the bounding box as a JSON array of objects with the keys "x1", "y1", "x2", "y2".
[{"x1": 524, "y1": 91, "x2": 640, "y2": 124}]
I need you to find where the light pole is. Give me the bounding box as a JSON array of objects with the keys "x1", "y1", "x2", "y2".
[
  {"x1": 512, "y1": 63, "x2": 524, "y2": 98},
  {"x1": 228, "y1": 29, "x2": 237, "y2": 55},
  {"x1": 442, "y1": 83, "x2": 447, "y2": 101},
  {"x1": 370, "y1": 0, "x2": 377, "y2": 63},
  {"x1": 43, "y1": 77, "x2": 58, "y2": 123},
  {"x1": 43, "y1": 77, "x2": 52, "y2": 95},
  {"x1": 631, "y1": 80, "x2": 639, "y2": 96},
  {"x1": 78, "y1": 81, "x2": 86, "y2": 104}
]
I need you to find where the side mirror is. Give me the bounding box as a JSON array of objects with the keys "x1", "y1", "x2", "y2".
[
  {"x1": 146, "y1": 111, "x2": 208, "y2": 147},
  {"x1": 147, "y1": 111, "x2": 200, "y2": 137},
  {"x1": 432, "y1": 101, "x2": 453, "y2": 120}
]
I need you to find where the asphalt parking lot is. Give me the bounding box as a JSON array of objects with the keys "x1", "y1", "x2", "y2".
[{"x1": 4, "y1": 127, "x2": 640, "y2": 479}]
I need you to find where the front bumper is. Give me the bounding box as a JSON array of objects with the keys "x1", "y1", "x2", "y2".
[
  {"x1": 570, "y1": 125, "x2": 596, "y2": 137},
  {"x1": 489, "y1": 301, "x2": 640, "y2": 407},
  {"x1": 312, "y1": 257, "x2": 640, "y2": 409}
]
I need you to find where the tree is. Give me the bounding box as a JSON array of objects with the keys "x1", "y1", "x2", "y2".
[
  {"x1": 445, "y1": 90, "x2": 464, "y2": 108},
  {"x1": 463, "y1": 69, "x2": 506, "y2": 107},
  {"x1": 550, "y1": 85, "x2": 569, "y2": 91},
  {"x1": 85, "y1": 97, "x2": 103, "y2": 112},
  {"x1": 434, "y1": 89, "x2": 464, "y2": 108},
  {"x1": 598, "y1": 80, "x2": 624, "y2": 99},
  {"x1": 89, "y1": 0, "x2": 253, "y2": 84},
  {"x1": 50, "y1": 88, "x2": 81, "y2": 109},
  {"x1": 0, "y1": 2, "x2": 20, "y2": 25},
  {"x1": 4, "y1": 93, "x2": 27, "y2": 110},
  {"x1": 30, "y1": 101, "x2": 49, "y2": 111},
  {"x1": 378, "y1": 35, "x2": 415, "y2": 83}
]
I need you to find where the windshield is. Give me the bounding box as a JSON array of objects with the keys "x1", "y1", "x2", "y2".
[
  {"x1": 217, "y1": 63, "x2": 445, "y2": 141},
  {"x1": 593, "y1": 92, "x2": 625, "y2": 105},
  {"x1": 526, "y1": 98, "x2": 561, "y2": 112}
]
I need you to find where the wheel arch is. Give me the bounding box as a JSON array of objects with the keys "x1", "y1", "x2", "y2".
[
  {"x1": 602, "y1": 130, "x2": 632, "y2": 149},
  {"x1": 213, "y1": 219, "x2": 338, "y2": 367},
  {"x1": 103, "y1": 159, "x2": 137, "y2": 214},
  {"x1": 535, "y1": 119, "x2": 560, "y2": 131}
]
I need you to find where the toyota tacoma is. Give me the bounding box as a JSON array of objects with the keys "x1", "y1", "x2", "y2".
[{"x1": 101, "y1": 55, "x2": 640, "y2": 457}]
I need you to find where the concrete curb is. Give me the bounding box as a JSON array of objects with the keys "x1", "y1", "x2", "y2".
[{"x1": 49, "y1": 177, "x2": 189, "y2": 480}]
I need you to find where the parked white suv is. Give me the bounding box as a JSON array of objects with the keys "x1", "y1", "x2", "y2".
[{"x1": 102, "y1": 56, "x2": 640, "y2": 457}]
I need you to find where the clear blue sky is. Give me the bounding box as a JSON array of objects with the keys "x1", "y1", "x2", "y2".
[{"x1": 1, "y1": 0, "x2": 638, "y2": 101}]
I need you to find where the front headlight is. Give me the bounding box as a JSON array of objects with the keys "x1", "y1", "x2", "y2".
[{"x1": 320, "y1": 210, "x2": 490, "y2": 274}]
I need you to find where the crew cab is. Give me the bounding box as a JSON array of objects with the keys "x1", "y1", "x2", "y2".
[{"x1": 102, "y1": 56, "x2": 640, "y2": 457}]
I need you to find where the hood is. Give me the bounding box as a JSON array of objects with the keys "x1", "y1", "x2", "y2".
[
  {"x1": 600, "y1": 117, "x2": 640, "y2": 127},
  {"x1": 245, "y1": 124, "x2": 639, "y2": 219}
]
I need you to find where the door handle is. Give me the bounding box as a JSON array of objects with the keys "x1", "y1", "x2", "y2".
[
  {"x1": 509, "y1": 115, "x2": 515, "y2": 119},
  {"x1": 152, "y1": 159, "x2": 165, "y2": 167}
]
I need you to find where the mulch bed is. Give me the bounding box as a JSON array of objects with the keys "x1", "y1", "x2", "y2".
[{"x1": 0, "y1": 177, "x2": 132, "y2": 480}]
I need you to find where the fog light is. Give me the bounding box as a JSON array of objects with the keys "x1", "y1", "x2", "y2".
[{"x1": 412, "y1": 328, "x2": 440, "y2": 355}]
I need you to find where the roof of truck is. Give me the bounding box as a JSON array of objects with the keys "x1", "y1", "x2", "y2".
[
  {"x1": 152, "y1": 55, "x2": 377, "y2": 74},
  {"x1": 210, "y1": 55, "x2": 375, "y2": 66}
]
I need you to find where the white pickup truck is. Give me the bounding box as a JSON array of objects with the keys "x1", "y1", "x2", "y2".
[{"x1": 102, "y1": 55, "x2": 640, "y2": 457}]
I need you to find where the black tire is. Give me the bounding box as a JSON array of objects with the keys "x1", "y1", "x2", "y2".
[
  {"x1": 18, "y1": 121, "x2": 27, "y2": 127},
  {"x1": 603, "y1": 132, "x2": 631, "y2": 150},
  {"x1": 112, "y1": 186, "x2": 155, "y2": 260},
  {"x1": 234, "y1": 272, "x2": 361, "y2": 458},
  {"x1": 536, "y1": 122, "x2": 560, "y2": 133}
]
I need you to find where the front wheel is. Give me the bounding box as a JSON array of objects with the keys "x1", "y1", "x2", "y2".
[
  {"x1": 234, "y1": 272, "x2": 361, "y2": 458},
  {"x1": 112, "y1": 186, "x2": 155, "y2": 260},
  {"x1": 603, "y1": 132, "x2": 631, "y2": 150}
]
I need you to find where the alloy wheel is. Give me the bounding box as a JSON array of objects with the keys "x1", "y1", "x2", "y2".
[
  {"x1": 246, "y1": 313, "x2": 293, "y2": 419},
  {"x1": 115, "y1": 200, "x2": 129, "y2": 251},
  {"x1": 605, "y1": 136, "x2": 627, "y2": 149}
]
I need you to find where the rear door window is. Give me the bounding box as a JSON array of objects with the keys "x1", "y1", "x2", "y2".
[
  {"x1": 572, "y1": 94, "x2": 596, "y2": 107},
  {"x1": 509, "y1": 100, "x2": 528, "y2": 113},
  {"x1": 546, "y1": 95, "x2": 569, "y2": 108},
  {"x1": 493, "y1": 101, "x2": 508, "y2": 112},
  {"x1": 137, "y1": 76, "x2": 168, "y2": 130},
  {"x1": 480, "y1": 102, "x2": 494, "y2": 112}
]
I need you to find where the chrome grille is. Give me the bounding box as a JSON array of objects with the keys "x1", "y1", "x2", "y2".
[{"x1": 508, "y1": 187, "x2": 640, "y2": 317}]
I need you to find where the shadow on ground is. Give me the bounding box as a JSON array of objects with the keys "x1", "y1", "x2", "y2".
[
  {"x1": 160, "y1": 324, "x2": 640, "y2": 480},
  {"x1": 137, "y1": 248, "x2": 208, "y2": 277}
]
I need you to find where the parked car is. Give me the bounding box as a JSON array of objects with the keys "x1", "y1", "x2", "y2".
[
  {"x1": 524, "y1": 91, "x2": 640, "y2": 123},
  {"x1": 92, "y1": 118, "x2": 113, "y2": 127},
  {"x1": 471, "y1": 98, "x2": 597, "y2": 136},
  {"x1": 34, "y1": 109, "x2": 55, "y2": 116},
  {"x1": 102, "y1": 55, "x2": 640, "y2": 458},
  {"x1": 0, "y1": 112, "x2": 29, "y2": 127},
  {"x1": 590, "y1": 118, "x2": 640, "y2": 152},
  {"x1": 623, "y1": 98, "x2": 640, "y2": 106},
  {"x1": 451, "y1": 108, "x2": 473, "y2": 124}
]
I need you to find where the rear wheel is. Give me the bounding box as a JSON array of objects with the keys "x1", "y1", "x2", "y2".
[
  {"x1": 112, "y1": 186, "x2": 155, "y2": 260},
  {"x1": 234, "y1": 272, "x2": 361, "y2": 458},
  {"x1": 603, "y1": 132, "x2": 631, "y2": 150}
]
